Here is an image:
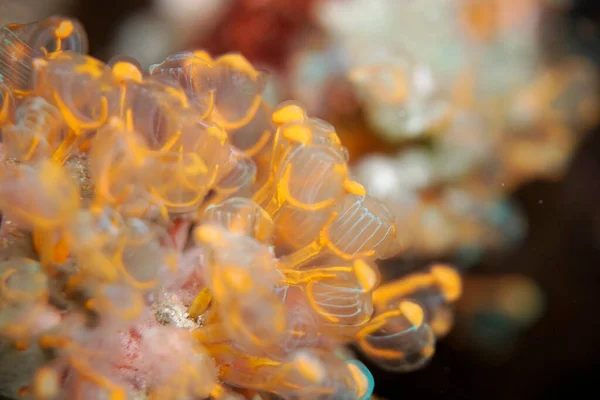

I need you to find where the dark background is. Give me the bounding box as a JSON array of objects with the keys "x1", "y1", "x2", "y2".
[{"x1": 2, "y1": 0, "x2": 599, "y2": 399}]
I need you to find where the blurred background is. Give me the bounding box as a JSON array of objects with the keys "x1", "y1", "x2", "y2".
[{"x1": 1, "y1": 0, "x2": 599, "y2": 399}]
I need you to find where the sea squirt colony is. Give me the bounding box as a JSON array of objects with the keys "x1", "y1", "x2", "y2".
[{"x1": 0, "y1": 17, "x2": 461, "y2": 400}]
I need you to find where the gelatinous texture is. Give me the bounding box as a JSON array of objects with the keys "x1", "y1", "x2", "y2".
[
  {"x1": 0, "y1": 15, "x2": 467, "y2": 400},
  {"x1": 149, "y1": 51, "x2": 215, "y2": 118},
  {"x1": 2, "y1": 96, "x2": 64, "y2": 161},
  {"x1": 5, "y1": 17, "x2": 88, "y2": 55},
  {"x1": 202, "y1": 197, "x2": 273, "y2": 243},
  {"x1": 0, "y1": 258, "x2": 59, "y2": 349},
  {"x1": 209, "y1": 53, "x2": 267, "y2": 130},
  {"x1": 226, "y1": 101, "x2": 274, "y2": 158},
  {"x1": 195, "y1": 224, "x2": 281, "y2": 296},
  {"x1": 68, "y1": 214, "x2": 176, "y2": 297},
  {"x1": 0, "y1": 26, "x2": 41, "y2": 95},
  {"x1": 0, "y1": 159, "x2": 80, "y2": 230},
  {"x1": 373, "y1": 264, "x2": 462, "y2": 337},
  {"x1": 356, "y1": 300, "x2": 436, "y2": 372},
  {"x1": 273, "y1": 206, "x2": 334, "y2": 252},
  {"x1": 298, "y1": 263, "x2": 374, "y2": 340},
  {"x1": 264, "y1": 144, "x2": 347, "y2": 215},
  {"x1": 88, "y1": 117, "x2": 155, "y2": 216},
  {"x1": 32, "y1": 52, "x2": 110, "y2": 128},
  {"x1": 145, "y1": 149, "x2": 213, "y2": 213},
  {"x1": 111, "y1": 77, "x2": 188, "y2": 151},
  {"x1": 32, "y1": 51, "x2": 111, "y2": 163},
  {"x1": 284, "y1": 350, "x2": 373, "y2": 400},
  {"x1": 207, "y1": 149, "x2": 257, "y2": 205},
  {"x1": 280, "y1": 194, "x2": 397, "y2": 268}
]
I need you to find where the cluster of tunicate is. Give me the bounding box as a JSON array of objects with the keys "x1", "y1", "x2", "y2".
[
  {"x1": 281, "y1": 0, "x2": 599, "y2": 259},
  {"x1": 0, "y1": 17, "x2": 463, "y2": 400}
]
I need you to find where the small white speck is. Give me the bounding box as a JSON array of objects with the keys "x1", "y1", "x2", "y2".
[{"x1": 538, "y1": 200, "x2": 543, "y2": 204}]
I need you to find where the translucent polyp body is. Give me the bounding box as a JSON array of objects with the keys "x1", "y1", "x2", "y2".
[
  {"x1": 407, "y1": 290, "x2": 455, "y2": 338},
  {"x1": 117, "y1": 218, "x2": 177, "y2": 289},
  {"x1": 253, "y1": 117, "x2": 354, "y2": 218},
  {"x1": 273, "y1": 350, "x2": 374, "y2": 400},
  {"x1": 152, "y1": 51, "x2": 266, "y2": 130},
  {"x1": 256, "y1": 116, "x2": 347, "y2": 197},
  {"x1": 373, "y1": 264, "x2": 462, "y2": 337},
  {"x1": 326, "y1": 194, "x2": 397, "y2": 257},
  {"x1": 0, "y1": 159, "x2": 80, "y2": 230},
  {"x1": 32, "y1": 52, "x2": 110, "y2": 127},
  {"x1": 15, "y1": 17, "x2": 88, "y2": 54},
  {"x1": 5, "y1": 17, "x2": 88, "y2": 55},
  {"x1": 145, "y1": 148, "x2": 214, "y2": 213},
  {"x1": 219, "y1": 291, "x2": 288, "y2": 353},
  {"x1": 71, "y1": 216, "x2": 174, "y2": 292},
  {"x1": 194, "y1": 224, "x2": 288, "y2": 351},
  {"x1": 0, "y1": 258, "x2": 55, "y2": 345},
  {"x1": 125, "y1": 111, "x2": 232, "y2": 214},
  {"x1": 2, "y1": 96, "x2": 65, "y2": 161},
  {"x1": 0, "y1": 258, "x2": 48, "y2": 306},
  {"x1": 263, "y1": 144, "x2": 348, "y2": 216},
  {"x1": 0, "y1": 26, "x2": 42, "y2": 95},
  {"x1": 202, "y1": 198, "x2": 274, "y2": 243},
  {"x1": 32, "y1": 51, "x2": 111, "y2": 163},
  {"x1": 209, "y1": 347, "x2": 372, "y2": 400},
  {"x1": 268, "y1": 350, "x2": 330, "y2": 398},
  {"x1": 195, "y1": 224, "x2": 281, "y2": 297},
  {"x1": 113, "y1": 78, "x2": 189, "y2": 151},
  {"x1": 66, "y1": 207, "x2": 125, "y2": 285},
  {"x1": 280, "y1": 194, "x2": 397, "y2": 269},
  {"x1": 193, "y1": 293, "x2": 288, "y2": 355},
  {"x1": 68, "y1": 207, "x2": 123, "y2": 255},
  {"x1": 270, "y1": 113, "x2": 344, "y2": 163},
  {"x1": 89, "y1": 118, "x2": 156, "y2": 216},
  {"x1": 275, "y1": 298, "x2": 321, "y2": 354},
  {"x1": 226, "y1": 101, "x2": 274, "y2": 157},
  {"x1": 175, "y1": 118, "x2": 233, "y2": 181},
  {"x1": 322, "y1": 358, "x2": 374, "y2": 400},
  {"x1": 149, "y1": 51, "x2": 215, "y2": 118},
  {"x1": 207, "y1": 53, "x2": 267, "y2": 130},
  {"x1": 205, "y1": 149, "x2": 257, "y2": 206},
  {"x1": 208, "y1": 346, "x2": 280, "y2": 391},
  {"x1": 356, "y1": 300, "x2": 436, "y2": 372},
  {"x1": 273, "y1": 206, "x2": 333, "y2": 252},
  {"x1": 286, "y1": 261, "x2": 375, "y2": 340}
]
